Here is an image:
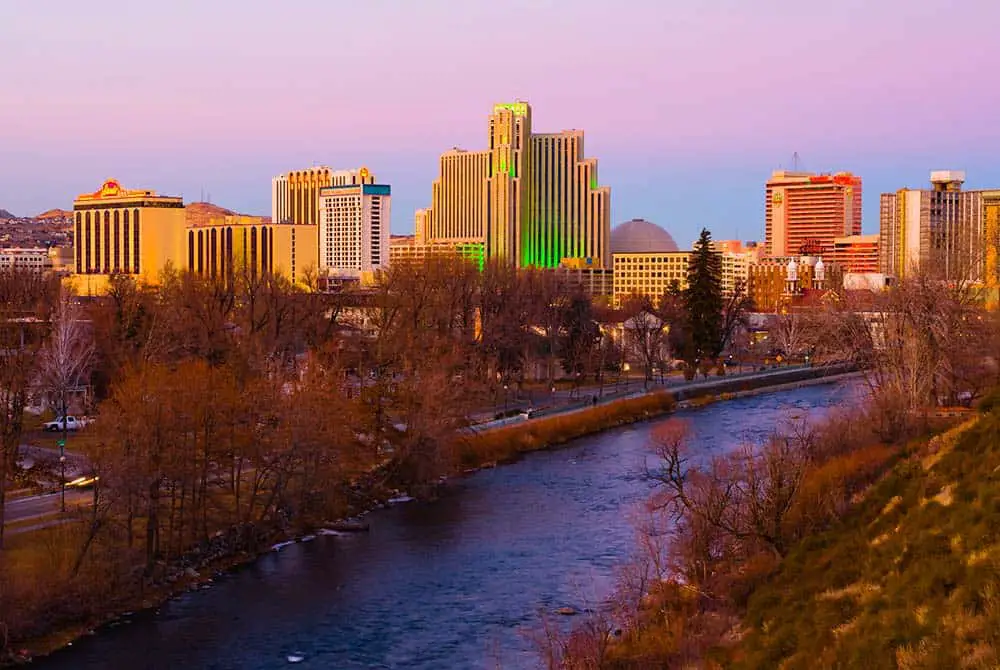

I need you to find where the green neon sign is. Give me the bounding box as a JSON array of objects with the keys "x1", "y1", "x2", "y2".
[
  {"x1": 590, "y1": 176, "x2": 598, "y2": 190},
  {"x1": 493, "y1": 102, "x2": 528, "y2": 117}
]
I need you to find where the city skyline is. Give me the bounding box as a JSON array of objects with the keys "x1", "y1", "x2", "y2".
[{"x1": 3, "y1": 0, "x2": 1000, "y2": 247}]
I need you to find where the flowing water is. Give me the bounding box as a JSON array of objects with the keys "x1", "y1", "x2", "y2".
[{"x1": 39, "y1": 380, "x2": 861, "y2": 669}]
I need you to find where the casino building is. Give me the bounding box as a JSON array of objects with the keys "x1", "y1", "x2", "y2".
[{"x1": 71, "y1": 179, "x2": 186, "y2": 294}]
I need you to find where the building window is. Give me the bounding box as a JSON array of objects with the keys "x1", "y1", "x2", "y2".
[
  {"x1": 93, "y1": 212, "x2": 101, "y2": 274},
  {"x1": 123, "y1": 210, "x2": 131, "y2": 273},
  {"x1": 260, "y1": 226, "x2": 268, "y2": 274},
  {"x1": 197, "y1": 230, "x2": 204, "y2": 274},
  {"x1": 188, "y1": 230, "x2": 195, "y2": 271},
  {"x1": 226, "y1": 227, "x2": 233, "y2": 282},
  {"x1": 210, "y1": 228, "x2": 218, "y2": 278},
  {"x1": 133, "y1": 210, "x2": 140, "y2": 274},
  {"x1": 113, "y1": 211, "x2": 121, "y2": 272},
  {"x1": 103, "y1": 211, "x2": 111, "y2": 273},
  {"x1": 75, "y1": 212, "x2": 82, "y2": 272},
  {"x1": 250, "y1": 227, "x2": 257, "y2": 278}
]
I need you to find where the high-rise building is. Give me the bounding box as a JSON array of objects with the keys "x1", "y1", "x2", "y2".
[
  {"x1": 878, "y1": 171, "x2": 985, "y2": 281},
  {"x1": 72, "y1": 179, "x2": 186, "y2": 293},
  {"x1": 318, "y1": 181, "x2": 390, "y2": 281},
  {"x1": 423, "y1": 149, "x2": 490, "y2": 243},
  {"x1": 186, "y1": 215, "x2": 318, "y2": 288},
  {"x1": 765, "y1": 171, "x2": 862, "y2": 257},
  {"x1": 421, "y1": 101, "x2": 610, "y2": 268},
  {"x1": 978, "y1": 191, "x2": 1000, "y2": 297},
  {"x1": 271, "y1": 166, "x2": 375, "y2": 225}
]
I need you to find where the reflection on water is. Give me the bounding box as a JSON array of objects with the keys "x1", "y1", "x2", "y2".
[{"x1": 39, "y1": 380, "x2": 860, "y2": 670}]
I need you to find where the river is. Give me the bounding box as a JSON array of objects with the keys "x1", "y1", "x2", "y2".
[{"x1": 38, "y1": 380, "x2": 861, "y2": 669}]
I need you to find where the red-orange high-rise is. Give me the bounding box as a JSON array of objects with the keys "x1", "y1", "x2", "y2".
[{"x1": 764, "y1": 171, "x2": 862, "y2": 257}]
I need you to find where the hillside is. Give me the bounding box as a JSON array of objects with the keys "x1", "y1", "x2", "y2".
[
  {"x1": 736, "y1": 402, "x2": 1000, "y2": 669},
  {"x1": 0, "y1": 208, "x2": 16, "y2": 220},
  {"x1": 35, "y1": 208, "x2": 72, "y2": 220},
  {"x1": 185, "y1": 202, "x2": 235, "y2": 227}
]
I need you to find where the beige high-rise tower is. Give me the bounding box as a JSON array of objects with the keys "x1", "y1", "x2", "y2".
[{"x1": 420, "y1": 101, "x2": 610, "y2": 268}]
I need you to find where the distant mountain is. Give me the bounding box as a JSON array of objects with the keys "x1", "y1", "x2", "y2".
[
  {"x1": 35, "y1": 208, "x2": 72, "y2": 220},
  {"x1": 0, "y1": 208, "x2": 16, "y2": 220}
]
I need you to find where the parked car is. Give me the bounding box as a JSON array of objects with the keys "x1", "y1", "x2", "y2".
[{"x1": 43, "y1": 416, "x2": 89, "y2": 432}]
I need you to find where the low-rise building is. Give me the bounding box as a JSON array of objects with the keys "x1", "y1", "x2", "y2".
[
  {"x1": 0, "y1": 247, "x2": 54, "y2": 273},
  {"x1": 553, "y1": 259, "x2": 614, "y2": 300},
  {"x1": 186, "y1": 215, "x2": 318, "y2": 288},
  {"x1": 831, "y1": 234, "x2": 879, "y2": 273},
  {"x1": 388, "y1": 236, "x2": 485, "y2": 270},
  {"x1": 748, "y1": 257, "x2": 829, "y2": 312}
]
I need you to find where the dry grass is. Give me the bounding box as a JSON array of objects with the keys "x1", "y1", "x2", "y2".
[{"x1": 456, "y1": 391, "x2": 676, "y2": 468}]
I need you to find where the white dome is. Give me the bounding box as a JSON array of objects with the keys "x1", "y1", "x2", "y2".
[{"x1": 611, "y1": 219, "x2": 680, "y2": 253}]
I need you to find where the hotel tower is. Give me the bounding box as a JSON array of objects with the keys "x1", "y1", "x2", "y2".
[
  {"x1": 272, "y1": 167, "x2": 376, "y2": 225},
  {"x1": 419, "y1": 101, "x2": 611, "y2": 268},
  {"x1": 72, "y1": 179, "x2": 186, "y2": 294},
  {"x1": 879, "y1": 171, "x2": 998, "y2": 285},
  {"x1": 765, "y1": 170, "x2": 862, "y2": 257}
]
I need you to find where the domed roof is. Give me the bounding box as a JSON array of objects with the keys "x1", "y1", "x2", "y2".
[{"x1": 611, "y1": 219, "x2": 679, "y2": 254}]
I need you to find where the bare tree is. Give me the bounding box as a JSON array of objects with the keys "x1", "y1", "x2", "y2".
[
  {"x1": 0, "y1": 269, "x2": 53, "y2": 549},
  {"x1": 770, "y1": 309, "x2": 810, "y2": 363},
  {"x1": 813, "y1": 267, "x2": 990, "y2": 439},
  {"x1": 715, "y1": 279, "x2": 751, "y2": 372},
  {"x1": 38, "y1": 294, "x2": 95, "y2": 511},
  {"x1": 648, "y1": 420, "x2": 809, "y2": 562},
  {"x1": 621, "y1": 296, "x2": 666, "y2": 388},
  {"x1": 0, "y1": 339, "x2": 35, "y2": 550}
]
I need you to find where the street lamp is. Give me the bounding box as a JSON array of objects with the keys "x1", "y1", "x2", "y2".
[{"x1": 504, "y1": 383, "x2": 509, "y2": 413}]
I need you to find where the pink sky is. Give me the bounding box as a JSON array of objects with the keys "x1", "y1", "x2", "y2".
[{"x1": 2, "y1": 0, "x2": 999, "y2": 245}]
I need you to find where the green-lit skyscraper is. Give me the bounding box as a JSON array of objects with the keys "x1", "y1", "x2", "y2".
[{"x1": 418, "y1": 101, "x2": 611, "y2": 269}]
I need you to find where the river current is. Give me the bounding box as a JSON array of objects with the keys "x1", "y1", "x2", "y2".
[{"x1": 39, "y1": 380, "x2": 860, "y2": 669}]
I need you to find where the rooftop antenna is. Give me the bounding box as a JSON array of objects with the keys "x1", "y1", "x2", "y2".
[{"x1": 793, "y1": 152, "x2": 801, "y2": 171}]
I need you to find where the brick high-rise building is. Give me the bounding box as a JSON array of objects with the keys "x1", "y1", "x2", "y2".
[{"x1": 765, "y1": 171, "x2": 862, "y2": 257}]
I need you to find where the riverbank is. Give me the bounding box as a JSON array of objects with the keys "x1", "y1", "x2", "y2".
[{"x1": 5, "y1": 365, "x2": 855, "y2": 666}]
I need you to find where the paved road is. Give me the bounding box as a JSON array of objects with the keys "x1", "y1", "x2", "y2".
[{"x1": 4, "y1": 489, "x2": 91, "y2": 526}]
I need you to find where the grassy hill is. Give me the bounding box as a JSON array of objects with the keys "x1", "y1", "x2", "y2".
[{"x1": 736, "y1": 402, "x2": 1000, "y2": 669}]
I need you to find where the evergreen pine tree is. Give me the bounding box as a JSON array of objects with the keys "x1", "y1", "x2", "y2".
[{"x1": 684, "y1": 228, "x2": 723, "y2": 364}]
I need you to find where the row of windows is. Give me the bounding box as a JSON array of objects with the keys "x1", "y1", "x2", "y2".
[
  {"x1": 617, "y1": 271, "x2": 686, "y2": 279},
  {"x1": 187, "y1": 226, "x2": 275, "y2": 279},
  {"x1": 74, "y1": 209, "x2": 140, "y2": 274}
]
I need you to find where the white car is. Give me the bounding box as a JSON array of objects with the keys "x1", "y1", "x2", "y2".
[{"x1": 43, "y1": 416, "x2": 89, "y2": 432}]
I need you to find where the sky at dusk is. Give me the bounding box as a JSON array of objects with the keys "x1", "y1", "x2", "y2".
[{"x1": 2, "y1": 0, "x2": 999, "y2": 247}]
